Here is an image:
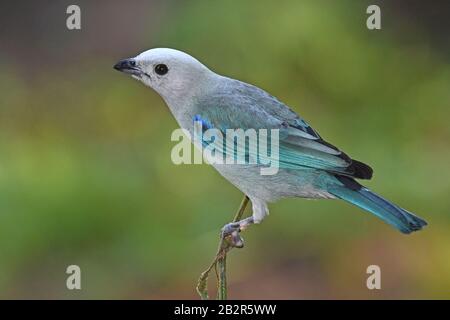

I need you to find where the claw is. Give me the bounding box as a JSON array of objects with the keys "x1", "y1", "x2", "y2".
[
  {"x1": 221, "y1": 222, "x2": 245, "y2": 248},
  {"x1": 230, "y1": 230, "x2": 244, "y2": 248},
  {"x1": 221, "y1": 222, "x2": 240, "y2": 236}
]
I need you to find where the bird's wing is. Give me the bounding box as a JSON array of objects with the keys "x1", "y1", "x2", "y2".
[{"x1": 192, "y1": 80, "x2": 372, "y2": 179}]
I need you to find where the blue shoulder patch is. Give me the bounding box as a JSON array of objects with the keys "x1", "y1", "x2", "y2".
[{"x1": 193, "y1": 114, "x2": 213, "y2": 130}]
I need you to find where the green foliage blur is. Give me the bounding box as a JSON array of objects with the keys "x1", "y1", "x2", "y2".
[{"x1": 0, "y1": 0, "x2": 449, "y2": 299}]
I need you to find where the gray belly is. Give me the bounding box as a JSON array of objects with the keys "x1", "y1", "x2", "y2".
[{"x1": 212, "y1": 163, "x2": 336, "y2": 202}]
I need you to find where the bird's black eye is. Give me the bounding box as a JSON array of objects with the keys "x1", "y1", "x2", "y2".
[
  {"x1": 130, "y1": 60, "x2": 136, "y2": 67},
  {"x1": 154, "y1": 64, "x2": 169, "y2": 75}
]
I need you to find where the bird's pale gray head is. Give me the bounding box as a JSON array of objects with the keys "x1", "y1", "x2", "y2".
[{"x1": 114, "y1": 48, "x2": 214, "y2": 103}]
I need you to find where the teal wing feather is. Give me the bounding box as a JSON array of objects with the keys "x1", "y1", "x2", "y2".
[{"x1": 192, "y1": 80, "x2": 372, "y2": 179}]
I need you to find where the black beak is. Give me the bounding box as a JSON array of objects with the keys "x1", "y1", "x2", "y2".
[{"x1": 113, "y1": 59, "x2": 141, "y2": 76}]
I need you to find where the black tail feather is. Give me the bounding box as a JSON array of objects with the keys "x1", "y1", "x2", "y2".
[{"x1": 348, "y1": 159, "x2": 373, "y2": 179}]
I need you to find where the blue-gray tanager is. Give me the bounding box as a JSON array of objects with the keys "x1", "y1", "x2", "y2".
[{"x1": 114, "y1": 48, "x2": 427, "y2": 246}]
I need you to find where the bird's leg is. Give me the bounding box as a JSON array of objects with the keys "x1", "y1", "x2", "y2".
[{"x1": 196, "y1": 195, "x2": 250, "y2": 300}]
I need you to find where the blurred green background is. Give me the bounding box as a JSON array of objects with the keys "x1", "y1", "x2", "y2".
[{"x1": 0, "y1": 0, "x2": 449, "y2": 299}]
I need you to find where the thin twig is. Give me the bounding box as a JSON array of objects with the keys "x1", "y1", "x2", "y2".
[
  {"x1": 216, "y1": 254, "x2": 227, "y2": 299},
  {"x1": 196, "y1": 195, "x2": 250, "y2": 300}
]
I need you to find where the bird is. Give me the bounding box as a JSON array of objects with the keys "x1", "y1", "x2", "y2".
[{"x1": 113, "y1": 48, "x2": 427, "y2": 247}]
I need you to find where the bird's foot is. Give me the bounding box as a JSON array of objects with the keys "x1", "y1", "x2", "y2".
[
  {"x1": 221, "y1": 222, "x2": 244, "y2": 248},
  {"x1": 221, "y1": 217, "x2": 254, "y2": 249}
]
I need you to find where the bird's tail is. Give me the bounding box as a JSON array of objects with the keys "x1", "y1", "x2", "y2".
[{"x1": 328, "y1": 176, "x2": 427, "y2": 234}]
